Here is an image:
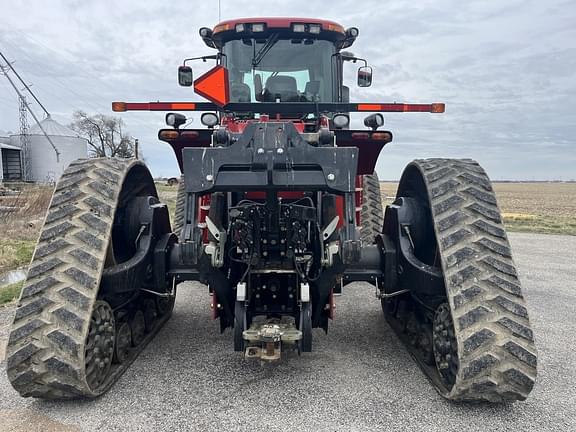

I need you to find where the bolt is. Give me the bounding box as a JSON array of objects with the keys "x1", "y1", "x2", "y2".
[
  {"x1": 257, "y1": 148, "x2": 264, "y2": 154},
  {"x1": 206, "y1": 174, "x2": 214, "y2": 182},
  {"x1": 277, "y1": 148, "x2": 284, "y2": 154},
  {"x1": 327, "y1": 173, "x2": 335, "y2": 181}
]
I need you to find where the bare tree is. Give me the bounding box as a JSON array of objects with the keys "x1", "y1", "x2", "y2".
[{"x1": 69, "y1": 110, "x2": 135, "y2": 158}]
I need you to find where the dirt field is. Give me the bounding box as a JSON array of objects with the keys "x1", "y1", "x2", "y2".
[{"x1": 380, "y1": 182, "x2": 576, "y2": 236}]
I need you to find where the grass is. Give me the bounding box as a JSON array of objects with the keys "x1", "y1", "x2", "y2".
[
  {"x1": 0, "y1": 239, "x2": 35, "y2": 273},
  {"x1": 0, "y1": 281, "x2": 23, "y2": 305},
  {"x1": 0, "y1": 185, "x2": 52, "y2": 305},
  {"x1": 380, "y1": 182, "x2": 576, "y2": 236},
  {"x1": 155, "y1": 182, "x2": 179, "y2": 223}
]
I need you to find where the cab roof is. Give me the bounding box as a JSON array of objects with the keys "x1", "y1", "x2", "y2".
[{"x1": 210, "y1": 17, "x2": 349, "y2": 46}]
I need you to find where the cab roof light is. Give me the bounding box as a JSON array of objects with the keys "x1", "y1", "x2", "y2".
[
  {"x1": 251, "y1": 23, "x2": 266, "y2": 32},
  {"x1": 346, "y1": 27, "x2": 359, "y2": 38},
  {"x1": 235, "y1": 23, "x2": 245, "y2": 32},
  {"x1": 213, "y1": 23, "x2": 231, "y2": 34},
  {"x1": 199, "y1": 27, "x2": 212, "y2": 38},
  {"x1": 325, "y1": 23, "x2": 346, "y2": 34},
  {"x1": 309, "y1": 24, "x2": 321, "y2": 34},
  {"x1": 292, "y1": 23, "x2": 306, "y2": 33}
]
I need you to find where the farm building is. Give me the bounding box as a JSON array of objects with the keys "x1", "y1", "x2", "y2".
[
  {"x1": 0, "y1": 142, "x2": 22, "y2": 182},
  {"x1": 7, "y1": 117, "x2": 87, "y2": 183}
]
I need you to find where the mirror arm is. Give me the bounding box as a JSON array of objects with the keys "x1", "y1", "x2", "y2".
[{"x1": 183, "y1": 54, "x2": 220, "y2": 65}]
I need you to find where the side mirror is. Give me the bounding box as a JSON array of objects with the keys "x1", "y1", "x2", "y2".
[
  {"x1": 178, "y1": 66, "x2": 193, "y2": 87},
  {"x1": 357, "y1": 66, "x2": 373, "y2": 87}
]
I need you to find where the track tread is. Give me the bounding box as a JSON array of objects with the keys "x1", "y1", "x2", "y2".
[
  {"x1": 5, "y1": 158, "x2": 145, "y2": 399},
  {"x1": 407, "y1": 158, "x2": 537, "y2": 402},
  {"x1": 360, "y1": 172, "x2": 384, "y2": 244},
  {"x1": 173, "y1": 175, "x2": 185, "y2": 238}
]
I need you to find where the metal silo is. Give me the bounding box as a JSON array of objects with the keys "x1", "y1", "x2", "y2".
[{"x1": 11, "y1": 116, "x2": 87, "y2": 183}]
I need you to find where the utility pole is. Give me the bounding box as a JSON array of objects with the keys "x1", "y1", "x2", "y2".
[{"x1": 19, "y1": 95, "x2": 32, "y2": 180}]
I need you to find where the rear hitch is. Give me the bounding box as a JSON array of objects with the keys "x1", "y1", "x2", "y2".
[{"x1": 243, "y1": 317, "x2": 302, "y2": 361}]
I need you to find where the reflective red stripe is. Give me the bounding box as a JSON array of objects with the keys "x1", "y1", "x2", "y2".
[
  {"x1": 357, "y1": 103, "x2": 444, "y2": 113},
  {"x1": 117, "y1": 102, "x2": 197, "y2": 111}
]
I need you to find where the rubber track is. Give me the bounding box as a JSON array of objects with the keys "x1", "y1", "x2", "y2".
[
  {"x1": 407, "y1": 159, "x2": 537, "y2": 401},
  {"x1": 360, "y1": 172, "x2": 384, "y2": 244},
  {"x1": 5, "y1": 158, "x2": 168, "y2": 399},
  {"x1": 173, "y1": 175, "x2": 185, "y2": 239}
]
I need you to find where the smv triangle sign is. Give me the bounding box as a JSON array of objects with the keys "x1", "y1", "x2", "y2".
[{"x1": 194, "y1": 65, "x2": 230, "y2": 107}]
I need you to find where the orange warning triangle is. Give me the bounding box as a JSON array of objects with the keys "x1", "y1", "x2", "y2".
[{"x1": 194, "y1": 65, "x2": 230, "y2": 107}]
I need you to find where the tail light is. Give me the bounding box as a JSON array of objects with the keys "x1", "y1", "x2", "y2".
[{"x1": 159, "y1": 130, "x2": 179, "y2": 140}]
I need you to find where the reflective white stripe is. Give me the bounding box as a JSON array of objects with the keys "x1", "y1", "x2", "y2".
[
  {"x1": 300, "y1": 283, "x2": 310, "y2": 302},
  {"x1": 237, "y1": 282, "x2": 247, "y2": 301}
]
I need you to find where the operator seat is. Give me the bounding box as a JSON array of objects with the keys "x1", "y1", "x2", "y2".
[
  {"x1": 262, "y1": 76, "x2": 300, "y2": 102},
  {"x1": 230, "y1": 82, "x2": 251, "y2": 102}
]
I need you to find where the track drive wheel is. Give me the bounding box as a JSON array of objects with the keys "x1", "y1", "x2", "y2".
[
  {"x1": 383, "y1": 158, "x2": 537, "y2": 402},
  {"x1": 5, "y1": 158, "x2": 173, "y2": 399},
  {"x1": 360, "y1": 171, "x2": 384, "y2": 244}
]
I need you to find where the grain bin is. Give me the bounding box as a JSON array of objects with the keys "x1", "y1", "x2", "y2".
[{"x1": 10, "y1": 116, "x2": 87, "y2": 183}]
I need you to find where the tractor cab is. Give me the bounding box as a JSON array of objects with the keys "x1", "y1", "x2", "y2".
[{"x1": 178, "y1": 18, "x2": 372, "y2": 108}]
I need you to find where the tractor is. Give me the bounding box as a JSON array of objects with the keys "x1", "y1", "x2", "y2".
[{"x1": 6, "y1": 17, "x2": 537, "y2": 402}]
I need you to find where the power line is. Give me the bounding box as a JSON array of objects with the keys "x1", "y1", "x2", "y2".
[
  {"x1": 0, "y1": 60, "x2": 61, "y2": 161},
  {"x1": 0, "y1": 51, "x2": 50, "y2": 117}
]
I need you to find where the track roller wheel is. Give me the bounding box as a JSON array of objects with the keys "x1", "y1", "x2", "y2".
[
  {"x1": 130, "y1": 310, "x2": 146, "y2": 346},
  {"x1": 114, "y1": 322, "x2": 132, "y2": 364},
  {"x1": 383, "y1": 158, "x2": 537, "y2": 402},
  {"x1": 432, "y1": 303, "x2": 458, "y2": 387},
  {"x1": 85, "y1": 301, "x2": 115, "y2": 392},
  {"x1": 143, "y1": 299, "x2": 158, "y2": 333}
]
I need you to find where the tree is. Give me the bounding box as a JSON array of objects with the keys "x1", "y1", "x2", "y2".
[{"x1": 69, "y1": 110, "x2": 135, "y2": 158}]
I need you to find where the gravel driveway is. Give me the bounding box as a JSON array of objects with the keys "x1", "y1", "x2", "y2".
[{"x1": 0, "y1": 232, "x2": 574, "y2": 431}]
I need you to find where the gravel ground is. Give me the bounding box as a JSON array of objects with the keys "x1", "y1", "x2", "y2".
[{"x1": 0, "y1": 232, "x2": 574, "y2": 432}]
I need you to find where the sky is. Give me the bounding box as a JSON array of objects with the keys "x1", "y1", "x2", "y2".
[{"x1": 0, "y1": 0, "x2": 575, "y2": 180}]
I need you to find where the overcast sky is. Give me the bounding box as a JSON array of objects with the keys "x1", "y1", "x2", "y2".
[{"x1": 1, "y1": 0, "x2": 575, "y2": 180}]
